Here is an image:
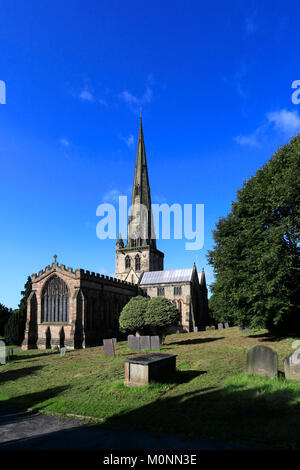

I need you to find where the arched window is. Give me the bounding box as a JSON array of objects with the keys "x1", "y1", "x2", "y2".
[
  {"x1": 125, "y1": 255, "x2": 131, "y2": 269},
  {"x1": 41, "y1": 276, "x2": 69, "y2": 323},
  {"x1": 135, "y1": 254, "x2": 141, "y2": 271},
  {"x1": 177, "y1": 300, "x2": 182, "y2": 314}
]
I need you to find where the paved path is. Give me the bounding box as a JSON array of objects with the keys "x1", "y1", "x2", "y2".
[{"x1": 0, "y1": 405, "x2": 252, "y2": 450}]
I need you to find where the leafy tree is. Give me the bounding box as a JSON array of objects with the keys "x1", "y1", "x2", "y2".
[
  {"x1": 4, "y1": 310, "x2": 21, "y2": 345},
  {"x1": 144, "y1": 297, "x2": 180, "y2": 342},
  {"x1": 208, "y1": 135, "x2": 300, "y2": 333},
  {"x1": 18, "y1": 276, "x2": 32, "y2": 344},
  {"x1": 119, "y1": 296, "x2": 149, "y2": 334},
  {"x1": 0, "y1": 303, "x2": 10, "y2": 337}
]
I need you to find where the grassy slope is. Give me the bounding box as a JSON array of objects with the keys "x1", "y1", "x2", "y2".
[{"x1": 1, "y1": 327, "x2": 300, "y2": 449}]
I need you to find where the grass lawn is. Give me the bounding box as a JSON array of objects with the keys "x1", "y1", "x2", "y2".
[{"x1": 1, "y1": 327, "x2": 300, "y2": 449}]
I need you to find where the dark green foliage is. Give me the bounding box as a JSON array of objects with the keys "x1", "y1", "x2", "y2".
[
  {"x1": 18, "y1": 276, "x2": 32, "y2": 344},
  {"x1": 4, "y1": 310, "x2": 22, "y2": 345},
  {"x1": 208, "y1": 135, "x2": 300, "y2": 332},
  {"x1": 3, "y1": 277, "x2": 32, "y2": 345},
  {"x1": 0, "y1": 303, "x2": 10, "y2": 337},
  {"x1": 119, "y1": 296, "x2": 149, "y2": 333},
  {"x1": 144, "y1": 297, "x2": 181, "y2": 340}
]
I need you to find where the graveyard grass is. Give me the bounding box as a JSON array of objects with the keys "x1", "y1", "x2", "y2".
[{"x1": 1, "y1": 327, "x2": 300, "y2": 449}]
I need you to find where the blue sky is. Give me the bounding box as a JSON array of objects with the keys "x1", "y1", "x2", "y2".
[{"x1": 1, "y1": 0, "x2": 300, "y2": 308}]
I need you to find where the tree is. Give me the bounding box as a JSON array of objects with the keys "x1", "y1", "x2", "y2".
[
  {"x1": 4, "y1": 310, "x2": 22, "y2": 345},
  {"x1": 0, "y1": 303, "x2": 10, "y2": 338},
  {"x1": 119, "y1": 296, "x2": 149, "y2": 334},
  {"x1": 3, "y1": 277, "x2": 32, "y2": 346},
  {"x1": 18, "y1": 276, "x2": 32, "y2": 344},
  {"x1": 208, "y1": 135, "x2": 300, "y2": 332},
  {"x1": 144, "y1": 297, "x2": 180, "y2": 342}
]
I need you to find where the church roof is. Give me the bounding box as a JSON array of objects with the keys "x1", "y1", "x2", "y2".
[{"x1": 139, "y1": 268, "x2": 194, "y2": 285}]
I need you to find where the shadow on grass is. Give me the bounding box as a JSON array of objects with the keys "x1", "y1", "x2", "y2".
[
  {"x1": 161, "y1": 369, "x2": 207, "y2": 385},
  {"x1": 12, "y1": 351, "x2": 58, "y2": 361},
  {"x1": 247, "y1": 331, "x2": 298, "y2": 342},
  {"x1": 103, "y1": 378, "x2": 300, "y2": 449},
  {"x1": 169, "y1": 337, "x2": 224, "y2": 346},
  {"x1": 1, "y1": 386, "x2": 69, "y2": 415},
  {"x1": 0, "y1": 365, "x2": 44, "y2": 384}
]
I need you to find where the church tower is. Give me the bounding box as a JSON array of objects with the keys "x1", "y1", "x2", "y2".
[{"x1": 115, "y1": 117, "x2": 164, "y2": 283}]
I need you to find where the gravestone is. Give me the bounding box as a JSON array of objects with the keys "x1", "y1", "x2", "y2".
[
  {"x1": 130, "y1": 335, "x2": 140, "y2": 351},
  {"x1": 150, "y1": 336, "x2": 160, "y2": 350},
  {"x1": 124, "y1": 353, "x2": 177, "y2": 386},
  {"x1": 218, "y1": 323, "x2": 224, "y2": 329},
  {"x1": 103, "y1": 339, "x2": 115, "y2": 357},
  {"x1": 243, "y1": 328, "x2": 251, "y2": 333},
  {"x1": 112, "y1": 338, "x2": 117, "y2": 345},
  {"x1": 140, "y1": 336, "x2": 151, "y2": 351},
  {"x1": 60, "y1": 347, "x2": 66, "y2": 357},
  {"x1": 284, "y1": 351, "x2": 300, "y2": 381},
  {"x1": 193, "y1": 326, "x2": 198, "y2": 332},
  {"x1": 127, "y1": 334, "x2": 134, "y2": 348},
  {"x1": 224, "y1": 323, "x2": 229, "y2": 328},
  {"x1": 246, "y1": 345, "x2": 278, "y2": 379},
  {"x1": 0, "y1": 340, "x2": 6, "y2": 365}
]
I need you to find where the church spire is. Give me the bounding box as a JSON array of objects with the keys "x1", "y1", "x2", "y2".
[{"x1": 127, "y1": 117, "x2": 156, "y2": 248}]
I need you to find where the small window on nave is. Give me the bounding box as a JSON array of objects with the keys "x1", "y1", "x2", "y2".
[{"x1": 157, "y1": 287, "x2": 165, "y2": 296}]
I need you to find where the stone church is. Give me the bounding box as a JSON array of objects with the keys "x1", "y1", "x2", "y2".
[{"x1": 22, "y1": 118, "x2": 209, "y2": 350}]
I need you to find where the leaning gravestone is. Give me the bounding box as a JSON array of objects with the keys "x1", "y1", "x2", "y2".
[
  {"x1": 140, "y1": 336, "x2": 151, "y2": 351},
  {"x1": 224, "y1": 323, "x2": 229, "y2": 328},
  {"x1": 130, "y1": 335, "x2": 140, "y2": 351},
  {"x1": 60, "y1": 347, "x2": 66, "y2": 357},
  {"x1": 246, "y1": 345, "x2": 278, "y2": 379},
  {"x1": 193, "y1": 326, "x2": 198, "y2": 332},
  {"x1": 284, "y1": 350, "x2": 300, "y2": 381},
  {"x1": 103, "y1": 339, "x2": 115, "y2": 357},
  {"x1": 0, "y1": 340, "x2": 6, "y2": 365},
  {"x1": 150, "y1": 336, "x2": 160, "y2": 350},
  {"x1": 218, "y1": 323, "x2": 224, "y2": 329}
]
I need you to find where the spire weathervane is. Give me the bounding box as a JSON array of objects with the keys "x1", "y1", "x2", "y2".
[{"x1": 53, "y1": 254, "x2": 57, "y2": 263}]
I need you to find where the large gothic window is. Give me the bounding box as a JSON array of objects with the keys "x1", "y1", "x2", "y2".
[
  {"x1": 41, "y1": 276, "x2": 69, "y2": 323},
  {"x1": 135, "y1": 254, "x2": 141, "y2": 271},
  {"x1": 125, "y1": 255, "x2": 131, "y2": 269}
]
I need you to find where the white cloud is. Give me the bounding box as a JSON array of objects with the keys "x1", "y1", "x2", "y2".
[
  {"x1": 102, "y1": 189, "x2": 123, "y2": 203},
  {"x1": 120, "y1": 86, "x2": 153, "y2": 113},
  {"x1": 79, "y1": 89, "x2": 94, "y2": 102},
  {"x1": 234, "y1": 134, "x2": 259, "y2": 147},
  {"x1": 59, "y1": 138, "x2": 70, "y2": 147},
  {"x1": 234, "y1": 109, "x2": 300, "y2": 147},
  {"x1": 120, "y1": 134, "x2": 134, "y2": 148},
  {"x1": 267, "y1": 109, "x2": 300, "y2": 134}
]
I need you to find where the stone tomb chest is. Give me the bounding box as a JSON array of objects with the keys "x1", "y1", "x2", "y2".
[{"x1": 124, "y1": 353, "x2": 177, "y2": 386}]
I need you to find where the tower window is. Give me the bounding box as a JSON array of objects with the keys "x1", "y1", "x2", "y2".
[
  {"x1": 135, "y1": 254, "x2": 141, "y2": 271},
  {"x1": 125, "y1": 255, "x2": 131, "y2": 269},
  {"x1": 157, "y1": 287, "x2": 164, "y2": 296}
]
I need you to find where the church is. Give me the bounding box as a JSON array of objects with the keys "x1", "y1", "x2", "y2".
[{"x1": 22, "y1": 118, "x2": 209, "y2": 350}]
